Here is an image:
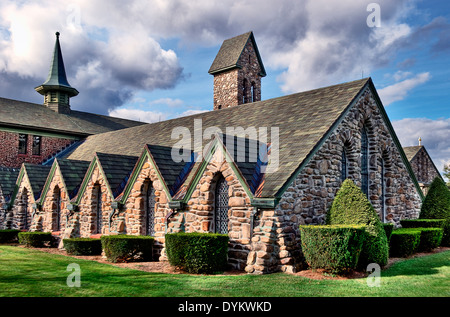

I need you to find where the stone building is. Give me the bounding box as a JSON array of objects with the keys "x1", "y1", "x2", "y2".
[
  {"x1": 0, "y1": 31, "x2": 432, "y2": 274},
  {"x1": 0, "y1": 32, "x2": 145, "y2": 169},
  {"x1": 403, "y1": 143, "x2": 443, "y2": 195}
]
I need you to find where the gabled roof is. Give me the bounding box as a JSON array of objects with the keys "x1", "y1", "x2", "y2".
[
  {"x1": 403, "y1": 146, "x2": 422, "y2": 162},
  {"x1": 0, "y1": 167, "x2": 20, "y2": 202},
  {"x1": 72, "y1": 153, "x2": 139, "y2": 205},
  {"x1": 208, "y1": 31, "x2": 266, "y2": 76},
  {"x1": 68, "y1": 78, "x2": 372, "y2": 198},
  {"x1": 8, "y1": 164, "x2": 52, "y2": 206},
  {"x1": 0, "y1": 97, "x2": 146, "y2": 137}
]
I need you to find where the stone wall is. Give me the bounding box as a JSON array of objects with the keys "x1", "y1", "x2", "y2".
[
  {"x1": 249, "y1": 87, "x2": 423, "y2": 274},
  {"x1": 166, "y1": 149, "x2": 254, "y2": 270},
  {"x1": 409, "y1": 147, "x2": 441, "y2": 194}
]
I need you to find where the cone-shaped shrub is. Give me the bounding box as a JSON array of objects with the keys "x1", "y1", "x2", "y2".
[
  {"x1": 327, "y1": 179, "x2": 389, "y2": 268},
  {"x1": 419, "y1": 177, "x2": 450, "y2": 246}
]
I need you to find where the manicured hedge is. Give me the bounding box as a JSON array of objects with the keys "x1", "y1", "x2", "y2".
[
  {"x1": 299, "y1": 225, "x2": 366, "y2": 274},
  {"x1": 63, "y1": 238, "x2": 102, "y2": 255},
  {"x1": 0, "y1": 229, "x2": 20, "y2": 243},
  {"x1": 416, "y1": 228, "x2": 443, "y2": 252},
  {"x1": 382, "y1": 223, "x2": 394, "y2": 242},
  {"x1": 101, "y1": 235, "x2": 154, "y2": 263},
  {"x1": 327, "y1": 179, "x2": 389, "y2": 268},
  {"x1": 419, "y1": 177, "x2": 450, "y2": 246},
  {"x1": 400, "y1": 219, "x2": 445, "y2": 229},
  {"x1": 18, "y1": 232, "x2": 53, "y2": 248},
  {"x1": 389, "y1": 229, "x2": 421, "y2": 257},
  {"x1": 165, "y1": 232, "x2": 229, "y2": 274}
]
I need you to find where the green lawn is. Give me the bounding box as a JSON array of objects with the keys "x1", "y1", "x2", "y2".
[{"x1": 0, "y1": 245, "x2": 448, "y2": 297}]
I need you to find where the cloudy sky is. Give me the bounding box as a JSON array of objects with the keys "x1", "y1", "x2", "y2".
[{"x1": 0, "y1": 0, "x2": 449, "y2": 173}]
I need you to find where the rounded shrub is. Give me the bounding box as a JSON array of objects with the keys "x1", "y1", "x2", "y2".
[
  {"x1": 327, "y1": 179, "x2": 389, "y2": 268},
  {"x1": 165, "y1": 232, "x2": 229, "y2": 274},
  {"x1": 419, "y1": 177, "x2": 450, "y2": 246},
  {"x1": 18, "y1": 232, "x2": 53, "y2": 248},
  {"x1": 101, "y1": 235, "x2": 154, "y2": 263},
  {"x1": 390, "y1": 229, "x2": 421, "y2": 257},
  {"x1": 0, "y1": 229, "x2": 21, "y2": 243},
  {"x1": 299, "y1": 225, "x2": 366, "y2": 274},
  {"x1": 63, "y1": 238, "x2": 102, "y2": 255}
]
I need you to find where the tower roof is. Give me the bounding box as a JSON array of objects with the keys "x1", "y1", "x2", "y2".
[
  {"x1": 208, "y1": 31, "x2": 266, "y2": 77},
  {"x1": 35, "y1": 32, "x2": 79, "y2": 97}
]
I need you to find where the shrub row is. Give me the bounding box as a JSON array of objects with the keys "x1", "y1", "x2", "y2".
[
  {"x1": 165, "y1": 232, "x2": 229, "y2": 274},
  {"x1": 299, "y1": 225, "x2": 366, "y2": 274},
  {"x1": 390, "y1": 227, "x2": 443, "y2": 257},
  {"x1": 0, "y1": 229, "x2": 21, "y2": 243},
  {"x1": 18, "y1": 232, "x2": 53, "y2": 247},
  {"x1": 100, "y1": 235, "x2": 154, "y2": 263},
  {"x1": 63, "y1": 238, "x2": 102, "y2": 256}
]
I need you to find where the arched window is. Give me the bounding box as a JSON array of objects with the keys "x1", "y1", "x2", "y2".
[
  {"x1": 145, "y1": 181, "x2": 156, "y2": 236},
  {"x1": 380, "y1": 158, "x2": 386, "y2": 223},
  {"x1": 250, "y1": 82, "x2": 257, "y2": 102},
  {"x1": 94, "y1": 185, "x2": 102, "y2": 234},
  {"x1": 242, "y1": 79, "x2": 248, "y2": 104},
  {"x1": 22, "y1": 189, "x2": 29, "y2": 230},
  {"x1": 361, "y1": 126, "x2": 369, "y2": 197},
  {"x1": 54, "y1": 187, "x2": 61, "y2": 231},
  {"x1": 341, "y1": 149, "x2": 348, "y2": 182},
  {"x1": 214, "y1": 176, "x2": 229, "y2": 234}
]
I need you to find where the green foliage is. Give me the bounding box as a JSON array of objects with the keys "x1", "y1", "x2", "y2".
[
  {"x1": 382, "y1": 223, "x2": 394, "y2": 242},
  {"x1": 416, "y1": 228, "x2": 443, "y2": 252},
  {"x1": 299, "y1": 225, "x2": 366, "y2": 274},
  {"x1": 327, "y1": 179, "x2": 389, "y2": 268},
  {"x1": 165, "y1": 232, "x2": 229, "y2": 274},
  {"x1": 400, "y1": 219, "x2": 445, "y2": 229},
  {"x1": 63, "y1": 238, "x2": 102, "y2": 256},
  {"x1": 419, "y1": 177, "x2": 450, "y2": 246},
  {"x1": 0, "y1": 229, "x2": 21, "y2": 243},
  {"x1": 101, "y1": 235, "x2": 154, "y2": 263},
  {"x1": 390, "y1": 229, "x2": 421, "y2": 257},
  {"x1": 18, "y1": 232, "x2": 53, "y2": 247}
]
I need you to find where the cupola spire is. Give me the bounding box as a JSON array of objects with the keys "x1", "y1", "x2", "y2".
[{"x1": 35, "y1": 32, "x2": 78, "y2": 114}]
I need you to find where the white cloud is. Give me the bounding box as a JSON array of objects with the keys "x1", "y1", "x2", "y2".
[
  {"x1": 393, "y1": 117, "x2": 450, "y2": 173},
  {"x1": 108, "y1": 108, "x2": 166, "y2": 123},
  {"x1": 378, "y1": 72, "x2": 431, "y2": 106}
]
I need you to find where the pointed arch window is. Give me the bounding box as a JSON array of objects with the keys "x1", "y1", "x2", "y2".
[
  {"x1": 145, "y1": 181, "x2": 156, "y2": 236},
  {"x1": 22, "y1": 189, "x2": 29, "y2": 230},
  {"x1": 242, "y1": 79, "x2": 248, "y2": 104},
  {"x1": 214, "y1": 176, "x2": 229, "y2": 234},
  {"x1": 54, "y1": 187, "x2": 61, "y2": 231},
  {"x1": 94, "y1": 185, "x2": 102, "y2": 234},
  {"x1": 341, "y1": 149, "x2": 348, "y2": 182},
  {"x1": 380, "y1": 158, "x2": 386, "y2": 223},
  {"x1": 361, "y1": 126, "x2": 369, "y2": 197}
]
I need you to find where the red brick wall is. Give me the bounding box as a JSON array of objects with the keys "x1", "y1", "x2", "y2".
[{"x1": 0, "y1": 131, "x2": 74, "y2": 168}]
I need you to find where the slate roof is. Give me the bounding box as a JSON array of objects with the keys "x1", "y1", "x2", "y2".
[
  {"x1": 22, "y1": 164, "x2": 52, "y2": 200},
  {"x1": 0, "y1": 167, "x2": 20, "y2": 201},
  {"x1": 56, "y1": 159, "x2": 91, "y2": 198},
  {"x1": 403, "y1": 146, "x2": 422, "y2": 162},
  {"x1": 68, "y1": 78, "x2": 371, "y2": 198},
  {"x1": 95, "y1": 153, "x2": 139, "y2": 198},
  {"x1": 0, "y1": 97, "x2": 146, "y2": 136},
  {"x1": 208, "y1": 31, "x2": 266, "y2": 76}
]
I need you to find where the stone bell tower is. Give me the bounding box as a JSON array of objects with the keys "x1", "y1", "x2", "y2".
[
  {"x1": 35, "y1": 32, "x2": 79, "y2": 114},
  {"x1": 208, "y1": 31, "x2": 266, "y2": 110}
]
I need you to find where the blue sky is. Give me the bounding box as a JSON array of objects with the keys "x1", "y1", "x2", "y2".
[{"x1": 0, "y1": 0, "x2": 448, "y2": 172}]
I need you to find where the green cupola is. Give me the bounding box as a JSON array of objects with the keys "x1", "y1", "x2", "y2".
[{"x1": 35, "y1": 32, "x2": 78, "y2": 114}]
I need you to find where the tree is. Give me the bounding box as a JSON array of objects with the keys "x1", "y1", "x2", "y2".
[
  {"x1": 443, "y1": 164, "x2": 450, "y2": 187},
  {"x1": 420, "y1": 176, "x2": 450, "y2": 246},
  {"x1": 327, "y1": 179, "x2": 389, "y2": 268}
]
